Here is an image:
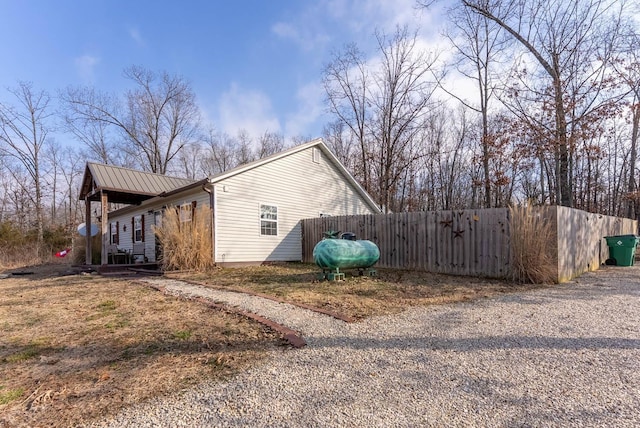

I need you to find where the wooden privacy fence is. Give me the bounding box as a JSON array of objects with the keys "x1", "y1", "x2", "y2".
[
  {"x1": 302, "y1": 208, "x2": 511, "y2": 278},
  {"x1": 301, "y1": 207, "x2": 638, "y2": 282}
]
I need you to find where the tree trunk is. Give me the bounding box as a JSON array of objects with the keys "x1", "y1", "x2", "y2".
[{"x1": 627, "y1": 102, "x2": 639, "y2": 218}]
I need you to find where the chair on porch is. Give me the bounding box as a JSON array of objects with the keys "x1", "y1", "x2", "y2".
[
  {"x1": 107, "y1": 244, "x2": 118, "y2": 264},
  {"x1": 132, "y1": 242, "x2": 146, "y2": 263}
]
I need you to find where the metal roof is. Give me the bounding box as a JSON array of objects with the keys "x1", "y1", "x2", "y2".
[
  {"x1": 79, "y1": 162, "x2": 196, "y2": 204},
  {"x1": 158, "y1": 139, "x2": 382, "y2": 214},
  {"x1": 79, "y1": 139, "x2": 382, "y2": 214}
]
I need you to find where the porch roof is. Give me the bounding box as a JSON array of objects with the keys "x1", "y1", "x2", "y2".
[{"x1": 79, "y1": 162, "x2": 196, "y2": 205}]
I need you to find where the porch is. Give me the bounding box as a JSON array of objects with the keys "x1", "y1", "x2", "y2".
[
  {"x1": 96, "y1": 262, "x2": 161, "y2": 276},
  {"x1": 79, "y1": 162, "x2": 195, "y2": 266}
]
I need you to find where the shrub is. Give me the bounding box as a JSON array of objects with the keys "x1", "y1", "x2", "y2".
[
  {"x1": 509, "y1": 204, "x2": 557, "y2": 284},
  {"x1": 153, "y1": 205, "x2": 214, "y2": 271},
  {"x1": 43, "y1": 225, "x2": 73, "y2": 253},
  {"x1": 0, "y1": 219, "x2": 83, "y2": 268}
]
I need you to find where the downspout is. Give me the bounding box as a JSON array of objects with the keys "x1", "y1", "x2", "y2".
[{"x1": 202, "y1": 179, "x2": 216, "y2": 265}]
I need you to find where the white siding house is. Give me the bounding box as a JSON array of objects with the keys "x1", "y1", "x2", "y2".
[
  {"x1": 107, "y1": 187, "x2": 209, "y2": 263},
  {"x1": 85, "y1": 139, "x2": 381, "y2": 266},
  {"x1": 213, "y1": 143, "x2": 376, "y2": 263}
]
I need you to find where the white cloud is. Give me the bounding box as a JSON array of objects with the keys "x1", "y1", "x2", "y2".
[
  {"x1": 218, "y1": 83, "x2": 281, "y2": 138},
  {"x1": 271, "y1": 19, "x2": 331, "y2": 51},
  {"x1": 334, "y1": 0, "x2": 423, "y2": 33},
  {"x1": 74, "y1": 54, "x2": 100, "y2": 83},
  {"x1": 129, "y1": 27, "x2": 145, "y2": 47},
  {"x1": 271, "y1": 0, "x2": 443, "y2": 57},
  {"x1": 284, "y1": 81, "x2": 327, "y2": 138}
]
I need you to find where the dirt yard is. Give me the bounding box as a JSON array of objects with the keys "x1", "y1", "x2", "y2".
[
  {"x1": 0, "y1": 262, "x2": 546, "y2": 427},
  {"x1": 0, "y1": 264, "x2": 283, "y2": 428}
]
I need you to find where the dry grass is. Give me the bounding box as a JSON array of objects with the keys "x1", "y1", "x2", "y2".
[
  {"x1": 153, "y1": 206, "x2": 214, "y2": 271},
  {"x1": 0, "y1": 260, "x2": 551, "y2": 426},
  {"x1": 0, "y1": 242, "x2": 53, "y2": 271},
  {"x1": 71, "y1": 234, "x2": 102, "y2": 265},
  {"x1": 509, "y1": 205, "x2": 557, "y2": 284},
  {"x1": 173, "y1": 263, "x2": 545, "y2": 320},
  {"x1": 0, "y1": 264, "x2": 282, "y2": 428}
]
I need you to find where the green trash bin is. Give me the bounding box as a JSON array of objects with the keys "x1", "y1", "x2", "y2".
[{"x1": 604, "y1": 235, "x2": 639, "y2": 266}]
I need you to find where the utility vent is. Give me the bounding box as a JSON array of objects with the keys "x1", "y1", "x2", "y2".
[{"x1": 312, "y1": 148, "x2": 321, "y2": 163}]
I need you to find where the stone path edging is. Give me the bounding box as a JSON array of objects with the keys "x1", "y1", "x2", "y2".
[
  {"x1": 178, "y1": 278, "x2": 356, "y2": 323},
  {"x1": 138, "y1": 281, "x2": 307, "y2": 348}
]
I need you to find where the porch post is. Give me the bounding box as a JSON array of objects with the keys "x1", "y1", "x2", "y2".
[
  {"x1": 85, "y1": 196, "x2": 91, "y2": 265},
  {"x1": 101, "y1": 191, "x2": 109, "y2": 265},
  {"x1": 202, "y1": 180, "x2": 216, "y2": 265}
]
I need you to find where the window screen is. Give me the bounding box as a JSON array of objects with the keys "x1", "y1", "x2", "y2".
[{"x1": 260, "y1": 204, "x2": 277, "y2": 236}]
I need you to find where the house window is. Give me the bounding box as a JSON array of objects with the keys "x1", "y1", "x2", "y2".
[
  {"x1": 312, "y1": 147, "x2": 321, "y2": 163},
  {"x1": 134, "y1": 215, "x2": 143, "y2": 242},
  {"x1": 110, "y1": 222, "x2": 119, "y2": 244},
  {"x1": 260, "y1": 204, "x2": 277, "y2": 236},
  {"x1": 179, "y1": 203, "x2": 192, "y2": 223},
  {"x1": 154, "y1": 210, "x2": 163, "y2": 228}
]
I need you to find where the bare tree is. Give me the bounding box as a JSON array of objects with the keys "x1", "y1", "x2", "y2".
[
  {"x1": 613, "y1": 30, "x2": 640, "y2": 218},
  {"x1": 441, "y1": 2, "x2": 506, "y2": 207},
  {"x1": 174, "y1": 142, "x2": 203, "y2": 179},
  {"x1": 201, "y1": 129, "x2": 237, "y2": 175},
  {"x1": 323, "y1": 42, "x2": 373, "y2": 194},
  {"x1": 61, "y1": 88, "x2": 118, "y2": 164},
  {"x1": 44, "y1": 140, "x2": 62, "y2": 224},
  {"x1": 322, "y1": 120, "x2": 358, "y2": 175},
  {"x1": 0, "y1": 82, "x2": 52, "y2": 245},
  {"x1": 459, "y1": 0, "x2": 629, "y2": 207},
  {"x1": 323, "y1": 26, "x2": 439, "y2": 212},
  {"x1": 62, "y1": 65, "x2": 201, "y2": 174},
  {"x1": 234, "y1": 129, "x2": 255, "y2": 165},
  {"x1": 257, "y1": 131, "x2": 286, "y2": 158},
  {"x1": 58, "y1": 146, "x2": 85, "y2": 231}
]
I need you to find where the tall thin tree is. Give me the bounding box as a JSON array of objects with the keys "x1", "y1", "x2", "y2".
[{"x1": 0, "y1": 82, "x2": 52, "y2": 246}]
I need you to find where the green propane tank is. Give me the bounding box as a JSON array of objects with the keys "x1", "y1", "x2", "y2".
[{"x1": 313, "y1": 233, "x2": 380, "y2": 270}]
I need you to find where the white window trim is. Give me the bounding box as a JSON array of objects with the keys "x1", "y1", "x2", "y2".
[
  {"x1": 154, "y1": 210, "x2": 163, "y2": 228},
  {"x1": 259, "y1": 203, "x2": 278, "y2": 236},
  {"x1": 110, "y1": 222, "x2": 118, "y2": 244},
  {"x1": 179, "y1": 203, "x2": 193, "y2": 223},
  {"x1": 134, "y1": 215, "x2": 143, "y2": 243}
]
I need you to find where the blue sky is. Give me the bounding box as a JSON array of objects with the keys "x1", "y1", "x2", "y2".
[{"x1": 0, "y1": 0, "x2": 444, "y2": 146}]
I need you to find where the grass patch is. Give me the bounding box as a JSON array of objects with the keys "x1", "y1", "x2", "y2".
[
  {"x1": 3, "y1": 339, "x2": 51, "y2": 363},
  {"x1": 0, "y1": 387, "x2": 24, "y2": 405},
  {"x1": 5, "y1": 347, "x2": 41, "y2": 363},
  {"x1": 174, "y1": 263, "x2": 545, "y2": 320},
  {"x1": 97, "y1": 300, "x2": 117, "y2": 311},
  {"x1": 0, "y1": 263, "x2": 281, "y2": 427},
  {"x1": 173, "y1": 330, "x2": 193, "y2": 340}
]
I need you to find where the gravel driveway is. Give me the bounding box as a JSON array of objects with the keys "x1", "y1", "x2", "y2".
[{"x1": 93, "y1": 267, "x2": 640, "y2": 427}]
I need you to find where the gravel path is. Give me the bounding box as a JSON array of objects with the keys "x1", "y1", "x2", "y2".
[{"x1": 93, "y1": 267, "x2": 640, "y2": 427}]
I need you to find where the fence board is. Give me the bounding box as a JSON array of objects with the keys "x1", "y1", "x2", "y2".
[
  {"x1": 301, "y1": 207, "x2": 637, "y2": 281},
  {"x1": 302, "y1": 208, "x2": 511, "y2": 278}
]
